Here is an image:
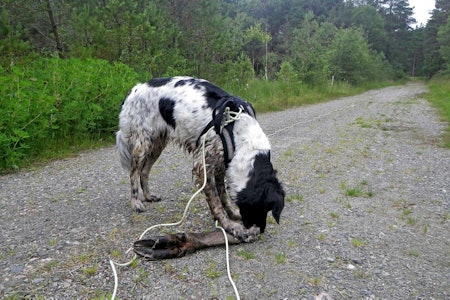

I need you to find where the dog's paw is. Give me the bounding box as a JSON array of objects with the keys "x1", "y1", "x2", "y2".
[
  {"x1": 240, "y1": 226, "x2": 260, "y2": 243},
  {"x1": 224, "y1": 223, "x2": 260, "y2": 243},
  {"x1": 224, "y1": 222, "x2": 245, "y2": 237},
  {"x1": 132, "y1": 199, "x2": 146, "y2": 213}
]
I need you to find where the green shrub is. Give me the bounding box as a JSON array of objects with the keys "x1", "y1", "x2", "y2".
[{"x1": 0, "y1": 56, "x2": 138, "y2": 171}]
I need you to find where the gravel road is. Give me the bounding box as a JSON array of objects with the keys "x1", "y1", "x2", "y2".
[{"x1": 1, "y1": 82, "x2": 449, "y2": 299}]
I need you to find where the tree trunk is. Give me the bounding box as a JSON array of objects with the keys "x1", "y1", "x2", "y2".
[
  {"x1": 265, "y1": 41, "x2": 268, "y2": 80},
  {"x1": 45, "y1": 0, "x2": 64, "y2": 58}
]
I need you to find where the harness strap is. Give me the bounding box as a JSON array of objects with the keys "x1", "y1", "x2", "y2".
[{"x1": 196, "y1": 97, "x2": 256, "y2": 166}]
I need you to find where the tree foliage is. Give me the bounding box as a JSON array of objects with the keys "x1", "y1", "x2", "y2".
[
  {"x1": 1, "y1": 0, "x2": 449, "y2": 172},
  {"x1": 290, "y1": 12, "x2": 337, "y2": 85},
  {"x1": 437, "y1": 15, "x2": 450, "y2": 71},
  {"x1": 2, "y1": 0, "x2": 447, "y2": 78}
]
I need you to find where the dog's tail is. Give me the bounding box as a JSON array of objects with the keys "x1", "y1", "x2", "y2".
[{"x1": 116, "y1": 129, "x2": 132, "y2": 171}]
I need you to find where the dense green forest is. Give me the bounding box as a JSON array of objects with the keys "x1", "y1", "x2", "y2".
[
  {"x1": 3, "y1": 0, "x2": 450, "y2": 80},
  {"x1": 1, "y1": 0, "x2": 450, "y2": 171}
]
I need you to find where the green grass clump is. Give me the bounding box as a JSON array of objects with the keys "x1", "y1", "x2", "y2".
[
  {"x1": 350, "y1": 237, "x2": 366, "y2": 248},
  {"x1": 341, "y1": 180, "x2": 373, "y2": 197},
  {"x1": 286, "y1": 194, "x2": 304, "y2": 203},
  {"x1": 236, "y1": 248, "x2": 255, "y2": 260},
  {"x1": 274, "y1": 252, "x2": 287, "y2": 264},
  {"x1": 205, "y1": 261, "x2": 221, "y2": 279}
]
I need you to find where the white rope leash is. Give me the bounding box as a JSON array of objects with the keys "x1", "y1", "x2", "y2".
[
  {"x1": 109, "y1": 118, "x2": 242, "y2": 299},
  {"x1": 215, "y1": 220, "x2": 240, "y2": 300},
  {"x1": 267, "y1": 104, "x2": 355, "y2": 137},
  {"x1": 220, "y1": 106, "x2": 243, "y2": 132}
]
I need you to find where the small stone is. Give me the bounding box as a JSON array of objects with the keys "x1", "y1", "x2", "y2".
[
  {"x1": 347, "y1": 264, "x2": 357, "y2": 270},
  {"x1": 363, "y1": 290, "x2": 372, "y2": 296},
  {"x1": 32, "y1": 278, "x2": 45, "y2": 284},
  {"x1": 11, "y1": 265, "x2": 25, "y2": 274}
]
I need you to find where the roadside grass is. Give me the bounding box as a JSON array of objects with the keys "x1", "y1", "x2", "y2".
[
  {"x1": 0, "y1": 76, "x2": 403, "y2": 173},
  {"x1": 424, "y1": 77, "x2": 450, "y2": 148},
  {"x1": 227, "y1": 79, "x2": 402, "y2": 113}
]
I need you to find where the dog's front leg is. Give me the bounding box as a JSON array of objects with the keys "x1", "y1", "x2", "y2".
[
  {"x1": 205, "y1": 182, "x2": 259, "y2": 243},
  {"x1": 215, "y1": 172, "x2": 242, "y2": 221},
  {"x1": 193, "y1": 160, "x2": 259, "y2": 243}
]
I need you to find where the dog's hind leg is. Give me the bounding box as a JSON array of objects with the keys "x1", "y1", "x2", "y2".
[
  {"x1": 130, "y1": 145, "x2": 148, "y2": 212},
  {"x1": 140, "y1": 134, "x2": 168, "y2": 203},
  {"x1": 128, "y1": 131, "x2": 164, "y2": 212}
]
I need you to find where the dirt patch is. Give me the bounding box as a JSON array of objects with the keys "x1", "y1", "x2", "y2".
[{"x1": 1, "y1": 82, "x2": 449, "y2": 299}]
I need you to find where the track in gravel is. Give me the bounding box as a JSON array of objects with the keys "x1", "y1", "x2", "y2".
[{"x1": 1, "y1": 82, "x2": 449, "y2": 299}]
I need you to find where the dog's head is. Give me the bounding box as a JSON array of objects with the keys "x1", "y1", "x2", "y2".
[{"x1": 236, "y1": 154, "x2": 285, "y2": 233}]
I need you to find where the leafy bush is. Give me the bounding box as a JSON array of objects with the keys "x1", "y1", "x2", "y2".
[
  {"x1": 277, "y1": 61, "x2": 298, "y2": 83},
  {"x1": 0, "y1": 57, "x2": 138, "y2": 171},
  {"x1": 327, "y1": 27, "x2": 392, "y2": 84},
  {"x1": 218, "y1": 53, "x2": 255, "y2": 88}
]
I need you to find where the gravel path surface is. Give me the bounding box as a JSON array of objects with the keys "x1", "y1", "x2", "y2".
[{"x1": 1, "y1": 82, "x2": 449, "y2": 299}]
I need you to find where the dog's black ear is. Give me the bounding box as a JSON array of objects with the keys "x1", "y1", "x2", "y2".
[{"x1": 267, "y1": 192, "x2": 285, "y2": 224}]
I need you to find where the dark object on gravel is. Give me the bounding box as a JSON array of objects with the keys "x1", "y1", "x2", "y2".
[{"x1": 134, "y1": 230, "x2": 245, "y2": 260}]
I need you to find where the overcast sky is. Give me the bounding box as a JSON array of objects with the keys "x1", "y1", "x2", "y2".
[{"x1": 409, "y1": 0, "x2": 435, "y2": 26}]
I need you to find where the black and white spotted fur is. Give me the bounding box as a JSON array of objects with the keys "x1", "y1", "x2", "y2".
[{"x1": 117, "y1": 77, "x2": 285, "y2": 241}]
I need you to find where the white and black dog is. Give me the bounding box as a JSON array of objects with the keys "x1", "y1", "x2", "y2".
[{"x1": 117, "y1": 77, "x2": 284, "y2": 241}]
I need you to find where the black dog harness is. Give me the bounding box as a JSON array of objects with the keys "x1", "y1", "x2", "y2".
[{"x1": 197, "y1": 97, "x2": 256, "y2": 166}]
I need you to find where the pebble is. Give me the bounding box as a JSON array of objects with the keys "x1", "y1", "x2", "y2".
[
  {"x1": 374, "y1": 269, "x2": 390, "y2": 277},
  {"x1": 37, "y1": 250, "x2": 47, "y2": 257},
  {"x1": 32, "y1": 278, "x2": 45, "y2": 284},
  {"x1": 11, "y1": 265, "x2": 25, "y2": 273},
  {"x1": 347, "y1": 264, "x2": 357, "y2": 270}
]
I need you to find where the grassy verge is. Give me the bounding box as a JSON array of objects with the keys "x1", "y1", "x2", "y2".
[
  {"x1": 0, "y1": 56, "x2": 138, "y2": 173},
  {"x1": 0, "y1": 66, "x2": 403, "y2": 174},
  {"x1": 225, "y1": 79, "x2": 403, "y2": 113},
  {"x1": 424, "y1": 77, "x2": 450, "y2": 148}
]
